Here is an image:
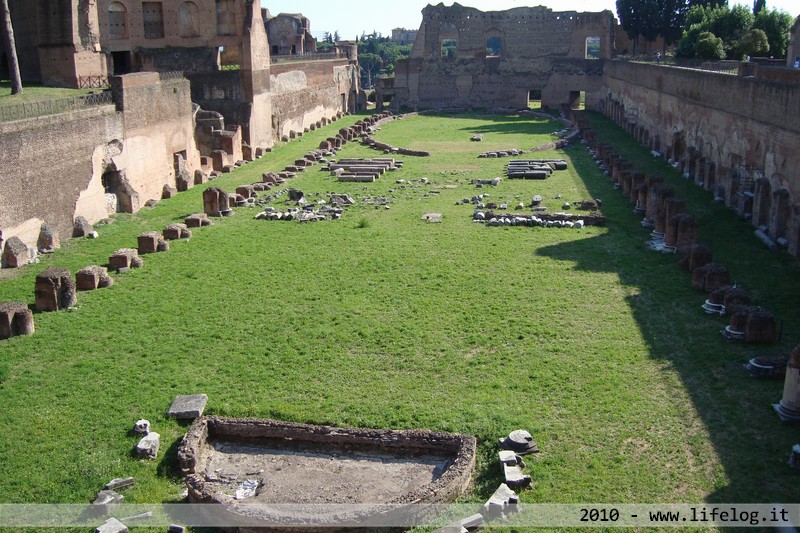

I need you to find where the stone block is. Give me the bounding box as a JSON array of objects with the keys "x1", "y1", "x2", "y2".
[
  {"x1": 95, "y1": 517, "x2": 128, "y2": 533},
  {"x1": 2, "y1": 236, "x2": 31, "y2": 268},
  {"x1": 503, "y1": 464, "x2": 531, "y2": 488},
  {"x1": 76, "y1": 266, "x2": 113, "y2": 291},
  {"x1": 104, "y1": 477, "x2": 135, "y2": 491},
  {"x1": 745, "y1": 307, "x2": 777, "y2": 343},
  {"x1": 0, "y1": 302, "x2": 34, "y2": 340},
  {"x1": 167, "y1": 394, "x2": 208, "y2": 419},
  {"x1": 135, "y1": 432, "x2": 160, "y2": 460},
  {"x1": 92, "y1": 490, "x2": 124, "y2": 515},
  {"x1": 73, "y1": 216, "x2": 94, "y2": 238},
  {"x1": 163, "y1": 224, "x2": 192, "y2": 241},
  {"x1": 137, "y1": 232, "x2": 168, "y2": 255},
  {"x1": 109, "y1": 249, "x2": 143, "y2": 271},
  {"x1": 185, "y1": 214, "x2": 212, "y2": 228},
  {"x1": 483, "y1": 483, "x2": 519, "y2": 519},
  {"x1": 37, "y1": 224, "x2": 60, "y2": 254},
  {"x1": 34, "y1": 268, "x2": 76, "y2": 312},
  {"x1": 203, "y1": 187, "x2": 232, "y2": 217},
  {"x1": 194, "y1": 169, "x2": 208, "y2": 186},
  {"x1": 162, "y1": 184, "x2": 178, "y2": 200}
]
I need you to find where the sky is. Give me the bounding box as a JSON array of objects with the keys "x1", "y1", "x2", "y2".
[{"x1": 261, "y1": 0, "x2": 799, "y2": 40}]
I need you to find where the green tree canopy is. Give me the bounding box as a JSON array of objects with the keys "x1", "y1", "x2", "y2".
[
  {"x1": 753, "y1": 8, "x2": 794, "y2": 57},
  {"x1": 694, "y1": 31, "x2": 726, "y2": 59}
]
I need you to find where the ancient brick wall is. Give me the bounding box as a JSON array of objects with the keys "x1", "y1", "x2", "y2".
[
  {"x1": 0, "y1": 73, "x2": 200, "y2": 256},
  {"x1": 391, "y1": 4, "x2": 614, "y2": 110},
  {"x1": 0, "y1": 107, "x2": 121, "y2": 248},
  {"x1": 269, "y1": 60, "x2": 358, "y2": 139},
  {"x1": 788, "y1": 17, "x2": 800, "y2": 68},
  {"x1": 601, "y1": 61, "x2": 800, "y2": 255}
]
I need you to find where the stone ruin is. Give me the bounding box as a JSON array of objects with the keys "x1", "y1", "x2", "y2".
[
  {"x1": 1, "y1": 236, "x2": 33, "y2": 269},
  {"x1": 34, "y1": 268, "x2": 77, "y2": 312},
  {"x1": 137, "y1": 232, "x2": 170, "y2": 255},
  {"x1": 178, "y1": 417, "x2": 476, "y2": 521},
  {"x1": 505, "y1": 160, "x2": 569, "y2": 180},
  {"x1": 109, "y1": 249, "x2": 144, "y2": 272},
  {"x1": 163, "y1": 224, "x2": 192, "y2": 241},
  {"x1": 678, "y1": 244, "x2": 713, "y2": 272},
  {"x1": 329, "y1": 158, "x2": 403, "y2": 183},
  {"x1": 702, "y1": 285, "x2": 750, "y2": 316},
  {"x1": 0, "y1": 302, "x2": 35, "y2": 340},
  {"x1": 36, "y1": 224, "x2": 60, "y2": 255},
  {"x1": 185, "y1": 214, "x2": 213, "y2": 228},
  {"x1": 774, "y1": 345, "x2": 800, "y2": 422},
  {"x1": 691, "y1": 263, "x2": 731, "y2": 292},
  {"x1": 73, "y1": 216, "x2": 94, "y2": 238},
  {"x1": 203, "y1": 187, "x2": 233, "y2": 218},
  {"x1": 723, "y1": 305, "x2": 777, "y2": 343},
  {"x1": 76, "y1": 266, "x2": 114, "y2": 291}
]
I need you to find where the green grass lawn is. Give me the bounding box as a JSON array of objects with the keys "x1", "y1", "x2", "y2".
[
  {"x1": 0, "y1": 110, "x2": 798, "y2": 526},
  {"x1": 0, "y1": 80, "x2": 97, "y2": 103}
]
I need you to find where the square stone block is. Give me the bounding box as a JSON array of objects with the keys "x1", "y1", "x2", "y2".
[{"x1": 168, "y1": 394, "x2": 208, "y2": 419}]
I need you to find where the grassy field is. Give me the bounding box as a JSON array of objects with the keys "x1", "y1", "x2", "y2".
[
  {"x1": 0, "y1": 81, "x2": 97, "y2": 103},
  {"x1": 0, "y1": 110, "x2": 798, "y2": 528}
]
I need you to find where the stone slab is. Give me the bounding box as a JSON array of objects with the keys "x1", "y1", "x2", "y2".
[{"x1": 168, "y1": 394, "x2": 208, "y2": 419}]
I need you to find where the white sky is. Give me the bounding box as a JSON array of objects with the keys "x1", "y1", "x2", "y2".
[{"x1": 261, "y1": 0, "x2": 799, "y2": 40}]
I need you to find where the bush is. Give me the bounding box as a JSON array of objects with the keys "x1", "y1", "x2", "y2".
[
  {"x1": 356, "y1": 218, "x2": 370, "y2": 229},
  {"x1": 694, "y1": 32, "x2": 726, "y2": 60},
  {"x1": 736, "y1": 28, "x2": 770, "y2": 59}
]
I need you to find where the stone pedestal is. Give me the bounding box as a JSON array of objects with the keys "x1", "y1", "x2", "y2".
[
  {"x1": 691, "y1": 263, "x2": 730, "y2": 292},
  {"x1": 137, "y1": 232, "x2": 169, "y2": 254},
  {"x1": 203, "y1": 187, "x2": 233, "y2": 217},
  {"x1": 163, "y1": 224, "x2": 192, "y2": 240},
  {"x1": 2, "y1": 237, "x2": 31, "y2": 268},
  {"x1": 76, "y1": 266, "x2": 114, "y2": 291},
  {"x1": 775, "y1": 346, "x2": 800, "y2": 422},
  {"x1": 745, "y1": 307, "x2": 777, "y2": 343},
  {"x1": 35, "y1": 268, "x2": 76, "y2": 312},
  {"x1": 109, "y1": 249, "x2": 143, "y2": 271},
  {"x1": 0, "y1": 302, "x2": 35, "y2": 339},
  {"x1": 185, "y1": 214, "x2": 212, "y2": 228}
]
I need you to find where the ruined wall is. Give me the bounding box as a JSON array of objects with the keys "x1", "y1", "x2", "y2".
[
  {"x1": 391, "y1": 4, "x2": 614, "y2": 110},
  {"x1": 0, "y1": 106, "x2": 121, "y2": 248},
  {"x1": 269, "y1": 60, "x2": 358, "y2": 139},
  {"x1": 7, "y1": 0, "x2": 107, "y2": 86},
  {"x1": 0, "y1": 73, "x2": 200, "y2": 256},
  {"x1": 601, "y1": 61, "x2": 800, "y2": 255}
]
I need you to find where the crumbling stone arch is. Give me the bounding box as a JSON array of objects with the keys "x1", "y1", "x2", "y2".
[
  {"x1": 107, "y1": 1, "x2": 128, "y2": 40},
  {"x1": 485, "y1": 28, "x2": 503, "y2": 58},
  {"x1": 179, "y1": 1, "x2": 200, "y2": 38}
]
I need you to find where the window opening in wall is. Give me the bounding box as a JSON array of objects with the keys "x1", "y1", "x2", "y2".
[
  {"x1": 142, "y1": 2, "x2": 165, "y2": 39},
  {"x1": 272, "y1": 45, "x2": 278, "y2": 55},
  {"x1": 586, "y1": 37, "x2": 601, "y2": 59},
  {"x1": 108, "y1": 2, "x2": 128, "y2": 40},
  {"x1": 568, "y1": 91, "x2": 585, "y2": 110},
  {"x1": 441, "y1": 39, "x2": 457, "y2": 58},
  {"x1": 216, "y1": 0, "x2": 236, "y2": 36},
  {"x1": 528, "y1": 89, "x2": 542, "y2": 109},
  {"x1": 486, "y1": 36, "x2": 502, "y2": 57},
  {"x1": 179, "y1": 1, "x2": 200, "y2": 38},
  {"x1": 102, "y1": 170, "x2": 126, "y2": 214}
]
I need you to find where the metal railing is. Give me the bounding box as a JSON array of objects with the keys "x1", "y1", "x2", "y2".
[
  {"x1": 0, "y1": 91, "x2": 114, "y2": 123},
  {"x1": 271, "y1": 52, "x2": 346, "y2": 64},
  {"x1": 158, "y1": 70, "x2": 185, "y2": 81},
  {"x1": 616, "y1": 55, "x2": 740, "y2": 75},
  {"x1": 78, "y1": 75, "x2": 110, "y2": 89}
]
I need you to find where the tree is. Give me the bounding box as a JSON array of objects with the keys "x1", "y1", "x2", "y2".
[
  {"x1": 0, "y1": 0, "x2": 22, "y2": 95},
  {"x1": 753, "y1": 0, "x2": 766, "y2": 15},
  {"x1": 694, "y1": 31, "x2": 725, "y2": 59},
  {"x1": 753, "y1": 8, "x2": 794, "y2": 58},
  {"x1": 333, "y1": 31, "x2": 340, "y2": 42},
  {"x1": 736, "y1": 27, "x2": 770, "y2": 58},
  {"x1": 616, "y1": 0, "x2": 692, "y2": 54}
]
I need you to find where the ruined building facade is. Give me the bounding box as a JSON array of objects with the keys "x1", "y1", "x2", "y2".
[
  {"x1": 0, "y1": 0, "x2": 361, "y2": 260},
  {"x1": 382, "y1": 4, "x2": 800, "y2": 257},
  {"x1": 383, "y1": 4, "x2": 615, "y2": 111}
]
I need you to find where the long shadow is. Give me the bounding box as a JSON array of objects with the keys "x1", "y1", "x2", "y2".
[{"x1": 537, "y1": 113, "x2": 799, "y2": 505}]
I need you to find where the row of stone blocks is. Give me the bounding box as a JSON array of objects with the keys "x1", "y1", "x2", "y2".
[
  {"x1": 579, "y1": 124, "x2": 777, "y2": 344},
  {"x1": 136, "y1": 224, "x2": 193, "y2": 255}
]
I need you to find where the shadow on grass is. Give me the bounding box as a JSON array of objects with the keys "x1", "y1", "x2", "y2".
[
  {"x1": 156, "y1": 435, "x2": 186, "y2": 483},
  {"x1": 536, "y1": 111, "x2": 799, "y2": 504}
]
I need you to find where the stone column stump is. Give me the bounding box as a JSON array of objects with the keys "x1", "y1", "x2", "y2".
[
  {"x1": 138, "y1": 232, "x2": 169, "y2": 254},
  {"x1": 745, "y1": 307, "x2": 777, "y2": 343},
  {"x1": 0, "y1": 302, "x2": 35, "y2": 339},
  {"x1": 109, "y1": 249, "x2": 143, "y2": 271},
  {"x1": 35, "y1": 267, "x2": 76, "y2": 312},
  {"x1": 691, "y1": 263, "x2": 731, "y2": 292},
  {"x1": 163, "y1": 224, "x2": 192, "y2": 240},
  {"x1": 76, "y1": 266, "x2": 114, "y2": 291},
  {"x1": 185, "y1": 214, "x2": 212, "y2": 228}
]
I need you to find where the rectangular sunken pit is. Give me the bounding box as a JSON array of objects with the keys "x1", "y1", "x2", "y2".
[{"x1": 178, "y1": 417, "x2": 476, "y2": 509}]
